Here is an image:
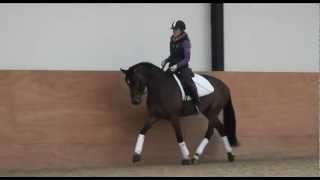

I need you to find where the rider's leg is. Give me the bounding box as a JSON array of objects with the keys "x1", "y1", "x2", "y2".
[{"x1": 180, "y1": 68, "x2": 200, "y2": 111}]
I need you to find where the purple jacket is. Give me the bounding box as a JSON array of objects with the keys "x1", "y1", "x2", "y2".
[
  {"x1": 177, "y1": 39, "x2": 191, "y2": 68},
  {"x1": 167, "y1": 32, "x2": 191, "y2": 69}
]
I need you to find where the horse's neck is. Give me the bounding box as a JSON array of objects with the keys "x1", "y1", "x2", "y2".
[
  {"x1": 146, "y1": 72, "x2": 177, "y2": 96},
  {"x1": 143, "y1": 68, "x2": 167, "y2": 85}
]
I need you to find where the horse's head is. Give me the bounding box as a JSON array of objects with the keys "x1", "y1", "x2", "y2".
[{"x1": 120, "y1": 66, "x2": 148, "y2": 105}]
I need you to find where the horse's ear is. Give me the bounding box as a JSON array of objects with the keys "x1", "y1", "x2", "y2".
[{"x1": 120, "y1": 68, "x2": 127, "y2": 74}]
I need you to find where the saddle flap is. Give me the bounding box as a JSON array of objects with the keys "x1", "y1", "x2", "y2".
[
  {"x1": 173, "y1": 73, "x2": 214, "y2": 101},
  {"x1": 192, "y1": 74, "x2": 214, "y2": 97}
]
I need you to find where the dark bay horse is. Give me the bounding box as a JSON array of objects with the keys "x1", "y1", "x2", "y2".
[{"x1": 120, "y1": 62, "x2": 238, "y2": 165}]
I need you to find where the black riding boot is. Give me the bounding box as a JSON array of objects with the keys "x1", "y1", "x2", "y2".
[
  {"x1": 188, "y1": 82, "x2": 200, "y2": 113},
  {"x1": 178, "y1": 67, "x2": 200, "y2": 113}
]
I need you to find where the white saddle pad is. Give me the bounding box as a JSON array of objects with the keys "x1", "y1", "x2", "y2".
[{"x1": 173, "y1": 73, "x2": 214, "y2": 101}]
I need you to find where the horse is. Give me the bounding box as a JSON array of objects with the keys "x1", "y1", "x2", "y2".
[{"x1": 120, "y1": 62, "x2": 239, "y2": 165}]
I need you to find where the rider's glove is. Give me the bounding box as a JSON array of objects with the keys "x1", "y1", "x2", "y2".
[
  {"x1": 161, "y1": 59, "x2": 168, "y2": 67},
  {"x1": 169, "y1": 64, "x2": 178, "y2": 72}
]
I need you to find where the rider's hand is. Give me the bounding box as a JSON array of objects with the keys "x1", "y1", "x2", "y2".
[
  {"x1": 169, "y1": 64, "x2": 178, "y2": 72},
  {"x1": 161, "y1": 59, "x2": 167, "y2": 67}
]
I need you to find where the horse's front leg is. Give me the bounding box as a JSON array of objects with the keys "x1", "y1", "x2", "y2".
[
  {"x1": 170, "y1": 117, "x2": 192, "y2": 165},
  {"x1": 133, "y1": 117, "x2": 158, "y2": 163}
]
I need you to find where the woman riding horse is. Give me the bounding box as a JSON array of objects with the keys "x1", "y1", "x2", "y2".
[
  {"x1": 161, "y1": 20, "x2": 200, "y2": 113},
  {"x1": 120, "y1": 20, "x2": 238, "y2": 165}
]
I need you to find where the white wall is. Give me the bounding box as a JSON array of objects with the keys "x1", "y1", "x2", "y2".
[
  {"x1": 0, "y1": 3, "x2": 211, "y2": 71},
  {"x1": 224, "y1": 3, "x2": 319, "y2": 72}
]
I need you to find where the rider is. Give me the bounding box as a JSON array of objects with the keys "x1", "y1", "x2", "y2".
[{"x1": 161, "y1": 20, "x2": 200, "y2": 113}]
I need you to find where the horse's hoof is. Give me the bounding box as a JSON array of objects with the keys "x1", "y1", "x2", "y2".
[
  {"x1": 227, "y1": 152, "x2": 234, "y2": 162},
  {"x1": 181, "y1": 159, "x2": 192, "y2": 165},
  {"x1": 132, "y1": 153, "x2": 142, "y2": 163},
  {"x1": 191, "y1": 157, "x2": 199, "y2": 165},
  {"x1": 191, "y1": 154, "x2": 200, "y2": 164}
]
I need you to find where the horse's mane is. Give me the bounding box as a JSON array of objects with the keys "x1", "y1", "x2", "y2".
[{"x1": 129, "y1": 62, "x2": 163, "y2": 73}]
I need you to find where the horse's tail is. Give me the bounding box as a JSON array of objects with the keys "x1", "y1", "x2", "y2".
[{"x1": 223, "y1": 95, "x2": 239, "y2": 147}]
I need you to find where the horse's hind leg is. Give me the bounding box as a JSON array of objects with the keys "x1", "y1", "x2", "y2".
[
  {"x1": 191, "y1": 109, "x2": 217, "y2": 164},
  {"x1": 214, "y1": 119, "x2": 235, "y2": 162}
]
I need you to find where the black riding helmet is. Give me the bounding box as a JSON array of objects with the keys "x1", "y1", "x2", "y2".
[{"x1": 171, "y1": 20, "x2": 186, "y2": 31}]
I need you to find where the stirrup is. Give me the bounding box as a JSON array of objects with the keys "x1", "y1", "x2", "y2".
[{"x1": 195, "y1": 105, "x2": 200, "y2": 114}]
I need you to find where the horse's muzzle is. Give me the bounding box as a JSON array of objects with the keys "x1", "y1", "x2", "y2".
[{"x1": 131, "y1": 97, "x2": 141, "y2": 105}]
